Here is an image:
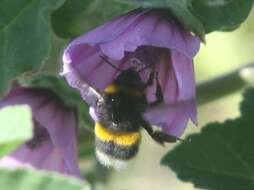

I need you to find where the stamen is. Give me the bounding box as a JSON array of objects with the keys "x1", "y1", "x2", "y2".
[
  {"x1": 26, "y1": 121, "x2": 50, "y2": 149},
  {"x1": 130, "y1": 58, "x2": 142, "y2": 66},
  {"x1": 129, "y1": 57, "x2": 155, "y2": 73}
]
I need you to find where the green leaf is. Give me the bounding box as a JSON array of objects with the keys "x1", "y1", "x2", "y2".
[
  {"x1": 163, "y1": 0, "x2": 206, "y2": 40},
  {"x1": 190, "y1": 0, "x2": 254, "y2": 33},
  {"x1": 51, "y1": 0, "x2": 137, "y2": 38},
  {"x1": 120, "y1": 0, "x2": 254, "y2": 39},
  {"x1": 18, "y1": 73, "x2": 93, "y2": 129},
  {"x1": 0, "y1": 0, "x2": 65, "y2": 95},
  {"x1": 0, "y1": 105, "x2": 33, "y2": 157},
  {"x1": 0, "y1": 168, "x2": 90, "y2": 190},
  {"x1": 161, "y1": 88, "x2": 254, "y2": 190},
  {"x1": 117, "y1": 0, "x2": 206, "y2": 39},
  {"x1": 240, "y1": 88, "x2": 254, "y2": 118}
]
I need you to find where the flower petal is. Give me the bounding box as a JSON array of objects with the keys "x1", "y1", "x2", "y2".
[
  {"x1": 143, "y1": 51, "x2": 197, "y2": 136},
  {"x1": 99, "y1": 10, "x2": 199, "y2": 60},
  {"x1": 143, "y1": 100, "x2": 196, "y2": 137},
  {"x1": 61, "y1": 56, "x2": 100, "y2": 106},
  {"x1": 171, "y1": 50, "x2": 196, "y2": 101},
  {"x1": 62, "y1": 9, "x2": 200, "y2": 94}
]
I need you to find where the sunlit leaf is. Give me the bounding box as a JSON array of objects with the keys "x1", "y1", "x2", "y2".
[{"x1": 0, "y1": 105, "x2": 32, "y2": 157}]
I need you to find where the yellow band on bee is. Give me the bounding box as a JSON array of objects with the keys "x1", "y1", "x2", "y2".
[
  {"x1": 104, "y1": 84, "x2": 143, "y2": 97},
  {"x1": 104, "y1": 84, "x2": 119, "y2": 94},
  {"x1": 95, "y1": 122, "x2": 140, "y2": 146}
]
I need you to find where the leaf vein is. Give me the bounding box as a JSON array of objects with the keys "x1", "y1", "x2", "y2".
[{"x1": 0, "y1": 0, "x2": 35, "y2": 33}]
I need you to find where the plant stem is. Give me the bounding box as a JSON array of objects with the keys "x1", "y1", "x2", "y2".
[{"x1": 197, "y1": 63, "x2": 254, "y2": 105}]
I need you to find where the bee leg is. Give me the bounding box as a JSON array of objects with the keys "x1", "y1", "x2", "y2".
[
  {"x1": 151, "y1": 131, "x2": 183, "y2": 145},
  {"x1": 140, "y1": 119, "x2": 180, "y2": 146},
  {"x1": 143, "y1": 71, "x2": 155, "y2": 88}
]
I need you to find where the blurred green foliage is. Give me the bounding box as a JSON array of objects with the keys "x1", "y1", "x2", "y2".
[
  {"x1": 0, "y1": 0, "x2": 65, "y2": 95},
  {"x1": 196, "y1": 9, "x2": 254, "y2": 82},
  {"x1": 0, "y1": 168, "x2": 90, "y2": 190}
]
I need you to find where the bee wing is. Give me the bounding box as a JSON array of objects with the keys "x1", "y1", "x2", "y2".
[
  {"x1": 62, "y1": 63, "x2": 103, "y2": 107},
  {"x1": 143, "y1": 100, "x2": 196, "y2": 138}
]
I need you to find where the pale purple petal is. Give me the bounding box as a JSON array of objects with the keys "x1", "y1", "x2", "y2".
[
  {"x1": 143, "y1": 100, "x2": 196, "y2": 137},
  {"x1": 89, "y1": 107, "x2": 99, "y2": 122},
  {"x1": 171, "y1": 50, "x2": 197, "y2": 125},
  {"x1": 171, "y1": 50, "x2": 196, "y2": 101},
  {"x1": 62, "y1": 58, "x2": 102, "y2": 107},
  {"x1": 62, "y1": 9, "x2": 199, "y2": 92},
  {"x1": 141, "y1": 48, "x2": 197, "y2": 135}
]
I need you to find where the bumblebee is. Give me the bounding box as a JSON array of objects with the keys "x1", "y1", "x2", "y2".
[{"x1": 92, "y1": 56, "x2": 180, "y2": 169}]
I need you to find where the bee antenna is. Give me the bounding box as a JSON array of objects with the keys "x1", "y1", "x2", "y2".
[{"x1": 100, "y1": 55, "x2": 123, "y2": 72}]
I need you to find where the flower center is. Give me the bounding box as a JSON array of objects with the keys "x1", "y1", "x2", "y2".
[
  {"x1": 26, "y1": 121, "x2": 50, "y2": 149},
  {"x1": 127, "y1": 46, "x2": 166, "y2": 72},
  {"x1": 129, "y1": 58, "x2": 144, "y2": 70}
]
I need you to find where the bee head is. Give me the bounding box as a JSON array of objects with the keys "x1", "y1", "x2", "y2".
[
  {"x1": 114, "y1": 68, "x2": 143, "y2": 89},
  {"x1": 100, "y1": 56, "x2": 152, "y2": 90}
]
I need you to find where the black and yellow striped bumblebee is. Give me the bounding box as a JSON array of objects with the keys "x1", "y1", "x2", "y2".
[{"x1": 92, "y1": 56, "x2": 180, "y2": 169}]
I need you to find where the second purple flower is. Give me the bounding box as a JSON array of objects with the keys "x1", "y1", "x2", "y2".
[{"x1": 0, "y1": 87, "x2": 81, "y2": 178}]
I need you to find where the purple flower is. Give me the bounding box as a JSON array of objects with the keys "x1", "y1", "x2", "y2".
[
  {"x1": 0, "y1": 87, "x2": 81, "y2": 178},
  {"x1": 62, "y1": 9, "x2": 200, "y2": 137}
]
